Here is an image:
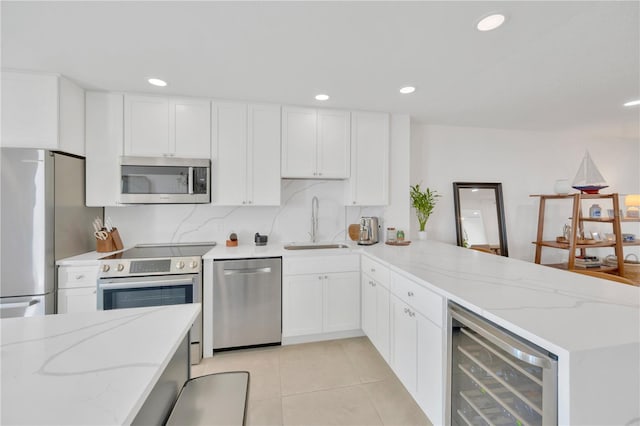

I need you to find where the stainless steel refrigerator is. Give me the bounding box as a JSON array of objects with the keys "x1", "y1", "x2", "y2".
[{"x1": 1, "y1": 148, "x2": 102, "y2": 317}]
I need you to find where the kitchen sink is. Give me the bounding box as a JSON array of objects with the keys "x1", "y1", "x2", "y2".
[{"x1": 284, "y1": 243, "x2": 350, "y2": 250}]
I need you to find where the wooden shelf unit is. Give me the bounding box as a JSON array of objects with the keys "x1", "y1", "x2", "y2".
[{"x1": 531, "y1": 193, "x2": 625, "y2": 274}]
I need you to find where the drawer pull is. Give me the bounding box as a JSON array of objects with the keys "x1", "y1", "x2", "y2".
[
  {"x1": 75, "y1": 274, "x2": 85, "y2": 280},
  {"x1": 407, "y1": 291, "x2": 414, "y2": 297}
]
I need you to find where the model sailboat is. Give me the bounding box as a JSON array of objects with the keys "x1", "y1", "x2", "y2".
[{"x1": 572, "y1": 150, "x2": 608, "y2": 193}]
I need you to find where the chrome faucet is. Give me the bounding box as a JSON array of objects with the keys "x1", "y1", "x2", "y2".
[{"x1": 311, "y1": 196, "x2": 319, "y2": 243}]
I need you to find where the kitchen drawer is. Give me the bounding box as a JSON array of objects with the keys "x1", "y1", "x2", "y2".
[
  {"x1": 391, "y1": 272, "x2": 443, "y2": 327},
  {"x1": 58, "y1": 265, "x2": 99, "y2": 289},
  {"x1": 284, "y1": 254, "x2": 359, "y2": 275},
  {"x1": 361, "y1": 255, "x2": 389, "y2": 288}
]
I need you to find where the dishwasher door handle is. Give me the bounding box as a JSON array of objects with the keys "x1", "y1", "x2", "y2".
[{"x1": 223, "y1": 267, "x2": 272, "y2": 276}]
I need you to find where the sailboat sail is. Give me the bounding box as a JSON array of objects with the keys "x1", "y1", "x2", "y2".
[{"x1": 572, "y1": 151, "x2": 608, "y2": 192}]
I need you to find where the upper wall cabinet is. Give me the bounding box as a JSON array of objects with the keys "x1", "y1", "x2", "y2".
[
  {"x1": 211, "y1": 102, "x2": 281, "y2": 206},
  {"x1": 347, "y1": 112, "x2": 389, "y2": 206},
  {"x1": 1, "y1": 71, "x2": 85, "y2": 156},
  {"x1": 124, "y1": 94, "x2": 210, "y2": 158},
  {"x1": 85, "y1": 92, "x2": 124, "y2": 207},
  {"x1": 281, "y1": 106, "x2": 350, "y2": 179}
]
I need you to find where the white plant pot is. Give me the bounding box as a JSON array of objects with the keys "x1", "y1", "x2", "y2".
[{"x1": 418, "y1": 231, "x2": 427, "y2": 240}]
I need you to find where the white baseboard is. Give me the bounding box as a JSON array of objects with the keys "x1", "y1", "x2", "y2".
[{"x1": 282, "y1": 329, "x2": 364, "y2": 345}]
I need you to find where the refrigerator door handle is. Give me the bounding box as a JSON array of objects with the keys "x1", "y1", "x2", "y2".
[
  {"x1": 450, "y1": 305, "x2": 554, "y2": 369},
  {"x1": 0, "y1": 299, "x2": 39, "y2": 310}
]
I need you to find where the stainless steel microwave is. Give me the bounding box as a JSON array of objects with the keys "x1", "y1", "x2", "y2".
[{"x1": 120, "y1": 156, "x2": 211, "y2": 204}]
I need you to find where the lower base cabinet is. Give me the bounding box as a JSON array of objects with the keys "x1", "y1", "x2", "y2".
[
  {"x1": 57, "y1": 287, "x2": 97, "y2": 314},
  {"x1": 361, "y1": 274, "x2": 391, "y2": 362},
  {"x1": 390, "y1": 273, "x2": 445, "y2": 426},
  {"x1": 282, "y1": 255, "x2": 360, "y2": 338},
  {"x1": 416, "y1": 312, "x2": 444, "y2": 426},
  {"x1": 57, "y1": 265, "x2": 98, "y2": 314},
  {"x1": 391, "y1": 296, "x2": 417, "y2": 390}
]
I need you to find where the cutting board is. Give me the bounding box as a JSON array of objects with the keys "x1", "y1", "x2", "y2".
[{"x1": 348, "y1": 224, "x2": 360, "y2": 241}]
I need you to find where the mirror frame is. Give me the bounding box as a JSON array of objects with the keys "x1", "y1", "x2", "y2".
[{"x1": 453, "y1": 182, "x2": 509, "y2": 257}]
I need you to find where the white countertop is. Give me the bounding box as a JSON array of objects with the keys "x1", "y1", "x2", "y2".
[
  {"x1": 362, "y1": 241, "x2": 640, "y2": 355},
  {"x1": 201, "y1": 240, "x2": 361, "y2": 260},
  {"x1": 56, "y1": 248, "x2": 128, "y2": 266},
  {"x1": 0, "y1": 304, "x2": 200, "y2": 425}
]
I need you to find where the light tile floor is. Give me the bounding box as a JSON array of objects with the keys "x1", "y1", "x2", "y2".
[{"x1": 191, "y1": 337, "x2": 433, "y2": 426}]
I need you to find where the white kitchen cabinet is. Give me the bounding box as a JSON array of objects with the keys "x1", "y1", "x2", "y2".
[
  {"x1": 416, "y1": 312, "x2": 444, "y2": 426},
  {"x1": 211, "y1": 102, "x2": 281, "y2": 205},
  {"x1": 124, "y1": 94, "x2": 210, "y2": 158},
  {"x1": 85, "y1": 91, "x2": 123, "y2": 207},
  {"x1": 282, "y1": 255, "x2": 360, "y2": 339},
  {"x1": 348, "y1": 111, "x2": 389, "y2": 206},
  {"x1": 323, "y1": 271, "x2": 360, "y2": 332},
  {"x1": 391, "y1": 296, "x2": 418, "y2": 392},
  {"x1": 1, "y1": 71, "x2": 85, "y2": 156},
  {"x1": 171, "y1": 98, "x2": 212, "y2": 158},
  {"x1": 57, "y1": 265, "x2": 98, "y2": 314},
  {"x1": 281, "y1": 106, "x2": 350, "y2": 179},
  {"x1": 58, "y1": 287, "x2": 97, "y2": 314},
  {"x1": 390, "y1": 271, "x2": 445, "y2": 425},
  {"x1": 361, "y1": 266, "x2": 391, "y2": 362},
  {"x1": 283, "y1": 274, "x2": 324, "y2": 336}
]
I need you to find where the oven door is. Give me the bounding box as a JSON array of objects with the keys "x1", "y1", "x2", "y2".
[
  {"x1": 98, "y1": 273, "x2": 203, "y2": 365},
  {"x1": 98, "y1": 275, "x2": 196, "y2": 310}
]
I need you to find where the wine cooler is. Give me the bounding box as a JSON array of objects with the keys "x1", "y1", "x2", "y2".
[{"x1": 449, "y1": 302, "x2": 558, "y2": 425}]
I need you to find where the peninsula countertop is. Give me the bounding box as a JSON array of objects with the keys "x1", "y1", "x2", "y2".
[{"x1": 0, "y1": 304, "x2": 200, "y2": 425}]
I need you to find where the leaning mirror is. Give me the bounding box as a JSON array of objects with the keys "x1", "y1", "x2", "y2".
[{"x1": 453, "y1": 182, "x2": 508, "y2": 257}]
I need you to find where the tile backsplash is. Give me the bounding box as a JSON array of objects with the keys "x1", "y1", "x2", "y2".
[{"x1": 106, "y1": 179, "x2": 384, "y2": 247}]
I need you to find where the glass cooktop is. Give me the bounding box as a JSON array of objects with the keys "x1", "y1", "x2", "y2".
[{"x1": 101, "y1": 243, "x2": 216, "y2": 260}]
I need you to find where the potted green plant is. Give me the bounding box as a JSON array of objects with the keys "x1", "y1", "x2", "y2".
[{"x1": 410, "y1": 184, "x2": 441, "y2": 240}]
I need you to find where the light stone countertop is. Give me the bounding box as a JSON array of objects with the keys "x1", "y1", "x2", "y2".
[
  {"x1": 361, "y1": 240, "x2": 640, "y2": 355},
  {"x1": 0, "y1": 304, "x2": 200, "y2": 425},
  {"x1": 55, "y1": 240, "x2": 640, "y2": 423}
]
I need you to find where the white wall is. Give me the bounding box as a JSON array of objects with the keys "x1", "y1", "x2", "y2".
[
  {"x1": 106, "y1": 114, "x2": 410, "y2": 247},
  {"x1": 412, "y1": 123, "x2": 640, "y2": 261}
]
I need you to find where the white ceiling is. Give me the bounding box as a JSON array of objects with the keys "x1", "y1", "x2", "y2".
[{"x1": 2, "y1": 1, "x2": 639, "y2": 137}]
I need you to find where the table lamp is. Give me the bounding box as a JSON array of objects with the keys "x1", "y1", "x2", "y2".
[{"x1": 625, "y1": 194, "x2": 640, "y2": 218}]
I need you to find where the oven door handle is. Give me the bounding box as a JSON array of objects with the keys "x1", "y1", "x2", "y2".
[{"x1": 99, "y1": 278, "x2": 193, "y2": 290}]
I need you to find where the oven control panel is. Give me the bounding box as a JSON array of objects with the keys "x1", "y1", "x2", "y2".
[{"x1": 99, "y1": 256, "x2": 201, "y2": 278}]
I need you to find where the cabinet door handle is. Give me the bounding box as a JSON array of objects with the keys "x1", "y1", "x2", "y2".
[
  {"x1": 248, "y1": 200, "x2": 252, "y2": 204},
  {"x1": 353, "y1": 201, "x2": 356, "y2": 205},
  {"x1": 371, "y1": 268, "x2": 376, "y2": 272},
  {"x1": 404, "y1": 307, "x2": 409, "y2": 314},
  {"x1": 324, "y1": 275, "x2": 328, "y2": 279},
  {"x1": 409, "y1": 311, "x2": 415, "y2": 317},
  {"x1": 318, "y1": 276, "x2": 322, "y2": 280},
  {"x1": 408, "y1": 291, "x2": 414, "y2": 297}
]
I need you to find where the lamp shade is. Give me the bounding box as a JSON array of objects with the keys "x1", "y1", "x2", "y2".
[
  {"x1": 625, "y1": 194, "x2": 640, "y2": 217},
  {"x1": 625, "y1": 194, "x2": 640, "y2": 207}
]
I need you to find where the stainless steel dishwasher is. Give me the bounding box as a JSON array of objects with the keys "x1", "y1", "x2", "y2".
[{"x1": 212, "y1": 257, "x2": 282, "y2": 350}]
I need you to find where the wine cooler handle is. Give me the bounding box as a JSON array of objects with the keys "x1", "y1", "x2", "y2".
[{"x1": 450, "y1": 304, "x2": 554, "y2": 369}]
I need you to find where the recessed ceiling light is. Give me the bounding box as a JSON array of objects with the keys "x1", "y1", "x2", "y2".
[
  {"x1": 148, "y1": 78, "x2": 167, "y2": 87},
  {"x1": 315, "y1": 94, "x2": 330, "y2": 101},
  {"x1": 477, "y1": 14, "x2": 506, "y2": 32},
  {"x1": 399, "y1": 86, "x2": 416, "y2": 94},
  {"x1": 624, "y1": 99, "x2": 640, "y2": 107}
]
